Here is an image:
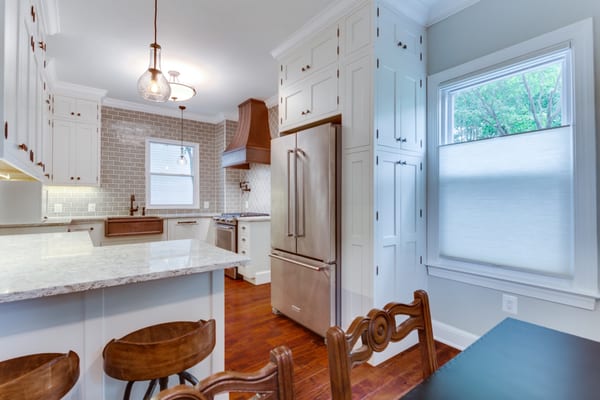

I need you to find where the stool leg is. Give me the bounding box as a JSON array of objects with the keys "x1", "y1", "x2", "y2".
[
  {"x1": 179, "y1": 371, "x2": 199, "y2": 385},
  {"x1": 123, "y1": 381, "x2": 134, "y2": 400},
  {"x1": 142, "y1": 379, "x2": 158, "y2": 400},
  {"x1": 159, "y1": 376, "x2": 169, "y2": 391}
]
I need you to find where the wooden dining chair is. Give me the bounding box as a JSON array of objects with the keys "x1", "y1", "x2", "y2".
[
  {"x1": 152, "y1": 345, "x2": 295, "y2": 400},
  {"x1": 326, "y1": 289, "x2": 438, "y2": 400}
]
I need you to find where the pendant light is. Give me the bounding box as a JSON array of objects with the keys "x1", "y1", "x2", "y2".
[
  {"x1": 168, "y1": 70, "x2": 196, "y2": 102},
  {"x1": 178, "y1": 105, "x2": 188, "y2": 165},
  {"x1": 137, "y1": 0, "x2": 171, "y2": 102}
]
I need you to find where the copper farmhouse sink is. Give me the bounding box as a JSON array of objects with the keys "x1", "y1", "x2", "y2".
[{"x1": 104, "y1": 216, "x2": 164, "y2": 237}]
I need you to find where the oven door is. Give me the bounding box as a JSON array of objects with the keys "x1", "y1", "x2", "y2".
[{"x1": 214, "y1": 223, "x2": 240, "y2": 279}]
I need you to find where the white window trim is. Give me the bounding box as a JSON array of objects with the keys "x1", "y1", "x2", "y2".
[
  {"x1": 145, "y1": 137, "x2": 200, "y2": 209},
  {"x1": 426, "y1": 18, "x2": 598, "y2": 309}
]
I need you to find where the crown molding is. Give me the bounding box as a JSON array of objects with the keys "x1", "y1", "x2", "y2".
[
  {"x1": 271, "y1": 0, "x2": 364, "y2": 60},
  {"x1": 51, "y1": 81, "x2": 107, "y2": 100},
  {"x1": 425, "y1": 0, "x2": 480, "y2": 26}
]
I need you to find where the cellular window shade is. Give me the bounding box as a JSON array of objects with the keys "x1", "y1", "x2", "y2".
[{"x1": 438, "y1": 127, "x2": 573, "y2": 276}]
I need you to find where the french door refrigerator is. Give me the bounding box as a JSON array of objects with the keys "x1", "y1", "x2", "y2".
[{"x1": 270, "y1": 122, "x2": 340, "y2": 337}]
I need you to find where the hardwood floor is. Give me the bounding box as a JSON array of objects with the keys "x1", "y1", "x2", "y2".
[{"x1": 224, "y1": 278, "x2": 460, "y2": 399}]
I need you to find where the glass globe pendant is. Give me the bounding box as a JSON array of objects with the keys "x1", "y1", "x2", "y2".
[{"x1": 137, "y1": 0, "x2": 171, "y2": 102}]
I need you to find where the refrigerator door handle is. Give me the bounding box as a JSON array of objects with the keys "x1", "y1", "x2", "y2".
[
  {"x1": 269, "y1": 254, "x2": 326, "y2": 271},
  {"x1": 287, "y1": 149, "x2": 295, "y2": 237}
]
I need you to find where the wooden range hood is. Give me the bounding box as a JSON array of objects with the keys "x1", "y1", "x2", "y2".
[{"x1": 221, "y1": 98, "x2": 271, "y2": 169}]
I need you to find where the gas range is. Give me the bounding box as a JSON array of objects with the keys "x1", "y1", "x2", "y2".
[{"x1": 213, "y1": 212, "x2": 270, "y2": 225}]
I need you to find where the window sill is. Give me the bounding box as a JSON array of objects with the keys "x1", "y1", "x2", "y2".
[{"x1": 427, "y1": 263, "x2": 599, "y2": 310}]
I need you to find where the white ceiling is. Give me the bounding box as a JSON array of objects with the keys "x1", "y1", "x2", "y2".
[{"x1": 46, "y1": 0, "x2": 478, "y2": 121}]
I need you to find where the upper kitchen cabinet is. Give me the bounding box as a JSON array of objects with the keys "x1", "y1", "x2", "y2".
[
  {"x1": 49, "y1": 87, "x2": 105, "y2": 186},
  {"x1": 0, "y1": 0, "x2": 53, "y2": 181},
  {"x1": 276, "y1": 25, "x2": 341, "y2": 131}
]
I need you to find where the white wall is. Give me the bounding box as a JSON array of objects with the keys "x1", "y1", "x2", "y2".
[{"x1": 426, "y1": 0, "x2": 600, "y2": 341}]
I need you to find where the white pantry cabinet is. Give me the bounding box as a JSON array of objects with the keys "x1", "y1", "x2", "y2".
[
  {"x1": 274, "y1": 0, "x2": 427, "y2": 334},
  {"x1": 50, "y1": 92, "x2": 102, "y2": 186},
  {"x1": 237, "y1": 219, "x2": 271, "y2": 285}
]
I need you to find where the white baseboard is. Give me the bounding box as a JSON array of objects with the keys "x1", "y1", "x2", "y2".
[
  {"x1": 243, "y1": 270, "x2": 271, "y2": 286},
  {"x1": 432, "y1": 319, "x2": 479, "y2": 350}
]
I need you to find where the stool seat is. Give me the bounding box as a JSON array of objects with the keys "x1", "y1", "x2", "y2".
[
  {"x1": 0, "y1": 351, "x2": 79, "y2": 400},
  {"x1": 103, "y1": 320, "x2": 216, "y2": 400}
]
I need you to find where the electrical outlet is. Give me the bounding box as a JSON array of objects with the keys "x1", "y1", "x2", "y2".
[
  {"x1": 502, "y1": 294, "x2": 518, "y2": 315},
  {"x1": 203, "y1": 201, "x2": 209, "y2": 209},
  {"x1": 54, "y1": 203, "x2": 63, "y2": 213},
  {"x1": 88, "y1": 203, "x2": 96, "y2": 212}
]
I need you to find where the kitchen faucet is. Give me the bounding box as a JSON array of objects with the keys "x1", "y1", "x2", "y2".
[{"x1": 129, "y1": 194, "x2": 139, "y2": 216}]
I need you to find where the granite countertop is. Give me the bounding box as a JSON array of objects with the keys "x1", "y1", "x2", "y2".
[{"x1": 0, "y1": 231, "x2": 249, "y2": 304}]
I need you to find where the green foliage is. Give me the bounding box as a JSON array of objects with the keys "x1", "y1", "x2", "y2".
[{"x1": 451, "y1": 62, "x2": 563, "y2": 143}]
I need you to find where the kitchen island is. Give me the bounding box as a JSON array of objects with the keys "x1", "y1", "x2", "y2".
[{"x1": 0, "y1": 231, "x2": 248, "y2": 399}]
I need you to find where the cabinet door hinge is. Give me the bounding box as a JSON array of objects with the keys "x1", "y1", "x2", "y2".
[
  {"x1": 376, "y1": 58, "x2": 379, "y2": 68},
  {"x1": 280, "y1": 78, "x2": 283, "y2": 86},
  {"x1": 337, "y1": 69, "x2": 339, "y2": 78},
  {"x1": 376, "y1": 211, "x2": 379, "y2": 221},
  {"x1": 420, "y1": 162, "x2": 423, "y2": 171},
  {"x1": 376, "y1": 265, "x2": 379, "y2": 276},
  {"x1": 376, "y1": 129, "x2": 379, "y2": 139},
  {"x1": 376, "y1": 155, "x2": 378, "y2": 165},
  {"x1": 420, "y1": 256, "x2": 423, "y2": 265},
  {"x1": 420, "y1": 52, "x2": 423, "y2": 61},
  {"x1": 377, "y1": 27, "x2": 379, "y2": 37},
  {"x1": 420, "y1": 79, "x2": 423, "y2": 88},
  {"x1": 337, "y1": 27, "x2": 340, "y2": 37},
  {"x1": 280, "y1": 65, "x2": 283, "y2": 72},
  {"x1": 337, "y1": 45, "x2": 339, "y2": 55},
  {"x1": 420, "y1": 209, "x2": 423, "y2": 218},
  {"x1": 4, "y1": 121, "x2": 7, "y2": 140},
  {"x1": 377, "y1": 7, "x2": 380, "y2": 17},
  {"x1": 420, "y1": 140, "x2": 423, "y2": 149},
  {"x1": 420, "y1": 35, "x2": 423, "y2": 44},
  {"x1": 337, "y1": 95, "x2": 339, "y2": 105}
]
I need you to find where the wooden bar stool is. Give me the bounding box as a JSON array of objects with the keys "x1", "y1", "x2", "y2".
[
  {"x1": 103, "y1": 319, "x2": 216, "y2": 400},
  {"x1": 0, "y1": 351, "x2": 80, "y2": 400}
]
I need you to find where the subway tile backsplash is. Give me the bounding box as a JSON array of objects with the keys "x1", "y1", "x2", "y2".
[{"x1": 45, "y1": 105, "x2": 277, "y2": 218}]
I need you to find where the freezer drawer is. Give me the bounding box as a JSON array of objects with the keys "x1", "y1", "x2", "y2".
[{"x1": 270, "y1": 252, "x2": 335, "y2": 337}]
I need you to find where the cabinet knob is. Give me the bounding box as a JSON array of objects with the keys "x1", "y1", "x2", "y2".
[
  {"x1": 77, "y1": 177, "x2": 81, "y2": 181},
  {"x1": 396, "y1": 160, "x2": 407, "y2": 165},
  {"x1": 397, "y1": 41, "x2": 407, "y2": 49},
  {"x1": 38, "y1": 41, "x2": 46, "y2": 51},
  {"x1": 77, "y1": 113, "x2": 81, "y2": 117},
  {"x1": 44, "y1": 173, "x2": 50, "y2": 179},
  {"x1": 70, "y1": 112, "x2": 75, "y2": 116},
  {"x1": 396, "y1": 137, "x2": 407, "y2": 143},
  {"x1": 242, "y1": 238, "x2": 246, "y2": 242},
  {"x1": 18, "y1": 143, "x2": 28, "y2": 152},
  {"x1": 241, "y1": 250, "x2": 246, "y2": 254},
  {"x1": 70, "y1": 177, "x2": 74, "y2": 180}
]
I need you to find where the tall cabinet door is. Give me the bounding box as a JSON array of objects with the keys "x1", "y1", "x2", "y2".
[
  {"x1": 375, "y1": 152, "x2": 425, "y2": 307},
  {"x1": 271, "y1": 133, "x2": 297, "y2": 254},
  {"x1": 296, "y1": 124, "x2": 337, "y2": 263}
]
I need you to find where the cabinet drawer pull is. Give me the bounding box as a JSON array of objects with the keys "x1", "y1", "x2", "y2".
[
  {"x1": 177, "y1": 221, "x2": 198, "y2": 225},
  {"x1": 241, "y1": 238, "x2": 246, "y2": 242}
]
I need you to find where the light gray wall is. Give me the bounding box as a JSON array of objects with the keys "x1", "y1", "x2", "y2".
[{"x1": 426, "y1": 0, "x2": 600, "y2": 340}]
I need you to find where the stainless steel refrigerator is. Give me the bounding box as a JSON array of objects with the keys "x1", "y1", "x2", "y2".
[{"x1": 270, "y1": 122, "x2": 340, "y2": 337}]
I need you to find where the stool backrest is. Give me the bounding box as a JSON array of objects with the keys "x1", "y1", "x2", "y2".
[
  {"x1": 326, "y1": 290, "x2": 438, "y2": 400},
  {"x1": 0, "y1": 351, "x2": 79, "y2": 400},
  {"x1": 152, "y1": 345, "x2": 295, "y2": 400}
]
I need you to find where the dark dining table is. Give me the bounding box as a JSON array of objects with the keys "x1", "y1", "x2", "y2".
[{"x1": 402, "y1": 317, "x2": 600, "y2": 400}]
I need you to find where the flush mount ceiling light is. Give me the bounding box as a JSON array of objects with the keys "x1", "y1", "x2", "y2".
[
  {"x1": 168, "y1": 70, "x2": 196, "y2": 102},
  {"x1": 178, "y1": 105, "x2": 188, "y2": 165},
  {"x1": 137, "y1": 0, "x2": 171, "y2": 102}
]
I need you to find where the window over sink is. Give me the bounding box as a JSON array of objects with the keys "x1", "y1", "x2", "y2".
[{"x1": 145, "y1": 137, "x2": 199, "y2": 209}]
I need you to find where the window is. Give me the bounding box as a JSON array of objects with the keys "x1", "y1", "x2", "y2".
[
  {"x1": 146, "y1": 137, "x2": 199, "y2": 209},
  {"x1": 427, "y1": 19, "x2": 597, "y2": 309}
]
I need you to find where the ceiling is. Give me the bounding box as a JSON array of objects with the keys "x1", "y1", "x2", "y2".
[{"x1": 46, "y1": 0, "x2": 478, "y2": 122}]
